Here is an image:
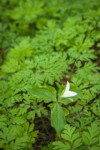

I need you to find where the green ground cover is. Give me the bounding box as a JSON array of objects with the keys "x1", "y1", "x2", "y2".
[{"x1": 0, "y1": 0, "x2": 100, "y2": 149}]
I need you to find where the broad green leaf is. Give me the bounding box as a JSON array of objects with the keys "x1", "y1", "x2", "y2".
[
  {"x1": 51, "y1": 103, "x2": 66, "y2": 136},
  {"x1": 31, "y1": 86, "x2": 56, "y2": 102}
]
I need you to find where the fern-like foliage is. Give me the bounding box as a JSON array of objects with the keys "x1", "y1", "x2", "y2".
[
  {"x1": 53, "y1": 122, "x2": 100, "y2": 150},
  {"x1": 0, "y1": 0, "x2": 100, "y2": 150}
]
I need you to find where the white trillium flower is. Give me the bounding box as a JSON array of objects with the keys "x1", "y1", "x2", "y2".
[{"x1": 61, "y1": 81, "x2": 77, "y2": 98}]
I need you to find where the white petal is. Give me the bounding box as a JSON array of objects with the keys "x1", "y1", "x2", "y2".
[
  {"x1": 61, "y1": 91, "x2": 77, "y2": 98},
  {"x1": 66, "y1": 81, "x2": 70, "y2": 91}
]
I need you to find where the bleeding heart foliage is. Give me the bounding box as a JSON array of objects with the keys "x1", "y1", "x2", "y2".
[{"x1": 0, "y1": 0, "x2": 100, "y2": 150}]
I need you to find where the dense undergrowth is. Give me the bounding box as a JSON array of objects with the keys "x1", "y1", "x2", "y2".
[{"x1": 0, "y1": 0, "x2": 100, "y2": 150}]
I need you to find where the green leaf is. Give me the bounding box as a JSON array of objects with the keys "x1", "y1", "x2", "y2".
[
  {"x1": 31, "y1": 86, "x2": 56, "y2": 102},
  {"x1": 27, "y1": 111, "x2": 35, "y2": 120},
  {"x1": 61, "y1": 124, "x2": 82, "y2": 149},
  {"x1": 53, "y1": 141, "x2": 69, "y2": 150},
  {"x1": 51, "y1": 103, "x2": 66, "y2": 136},
  {"x1": 82, "y1": 123, "x2": 100, "y2": 146},
  {"x1": 12, "y1": 135, "x2": 30, "y2": 150}
]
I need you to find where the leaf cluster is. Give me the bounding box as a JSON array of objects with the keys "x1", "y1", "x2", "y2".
[{"x1": 0, "y1": 0, "x2": 100, "y2": 149}]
